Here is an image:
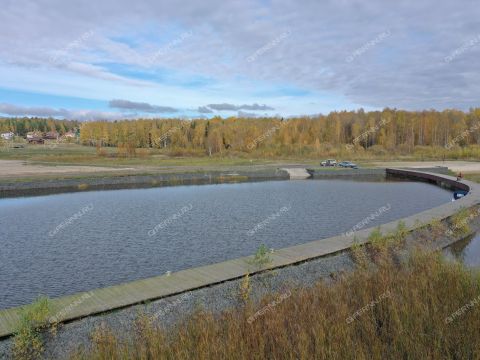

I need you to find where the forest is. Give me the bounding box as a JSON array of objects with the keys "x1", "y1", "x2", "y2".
[
  {"x1": 2, "y1": 108, "x2": 480, "y2": 158},
  {"x1": 0, "y1": 117, "x2": 79, "y2": 136}
]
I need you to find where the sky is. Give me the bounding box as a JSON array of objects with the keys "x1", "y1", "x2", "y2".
[{"x1": 0, "y1": 0, "x2": 479, "y2": 120}]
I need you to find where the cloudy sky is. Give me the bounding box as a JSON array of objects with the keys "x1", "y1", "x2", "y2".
[{"x1": 0, "y1": 0, "x2": 479, "y2": 120}]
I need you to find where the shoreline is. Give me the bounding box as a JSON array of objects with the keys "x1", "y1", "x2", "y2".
[
  {"x1": 0, "y1": 168, "x2": 289, "y2": 198},
  {"x1": 0, "y1": 166, "x2": 449, "y2": 198}
]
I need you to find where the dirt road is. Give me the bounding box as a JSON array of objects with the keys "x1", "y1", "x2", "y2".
[
  {"x1": 1, "y1": 159, "x2": 479, "y2": 181},
  {"x1": 371, "y1": 161, "x2": 480, "y2": 173},
  {"x1": 0, "y1": 160, "x2": 135, "y2": 179}
]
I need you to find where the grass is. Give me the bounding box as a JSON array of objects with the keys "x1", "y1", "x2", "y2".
[
  {"x1": 0, "y1": 144, "x2": 296, "y2": 168},
  {"x1": 2, "y1": 143, "x2": 480, "y2": 170},
  {"x1": 2, "y1": 144, "x2": 480, "y2": 188},
  {"x1": 68, "y1": 242, "x2": 480, "y2": 360},
  {"x1": 465, "y1": 173, "x2": 480, "y2": 184},
  {"x1": 449, "y1": 208, "x2": 473, "y2": 237},
  {"x1": 12, "y1": 296, "x2": 51, "y2": 360}
]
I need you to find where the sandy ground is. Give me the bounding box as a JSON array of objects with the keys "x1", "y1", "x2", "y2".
[
  {"x1": 0, "y1": 160, "x2": 135, "y2": 179},
  {"x1": 371, "y1": 161, "x2": 480, "y2": 173}
]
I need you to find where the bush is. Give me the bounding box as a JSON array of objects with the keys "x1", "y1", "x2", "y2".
[
  {"x1": 247, "y1": 244, "x2": 272, "y2": 270},
  {"x1": 13, "y1": 296, "x2": 51, "y2": 360}
]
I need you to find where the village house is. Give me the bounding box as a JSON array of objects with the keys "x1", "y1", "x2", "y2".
[
  {"x1": 63, "y1": 131, "x2": 76, "y2": 139},
  {"x1": 44, "y1": 131, "x2": 60, "y2": 140},
  {"x1": 26, "y1": 131, "x2": 43, "y2": 140},
  {"x1": 26, "y1": 131, "x2": 45, "y2": 144},
  {"x1": 0, "y1": 132, "x2": 14, "y2": 140}
]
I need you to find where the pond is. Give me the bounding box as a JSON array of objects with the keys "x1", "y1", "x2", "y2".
[{"x1": 0, "y1": 179, "x2": 452, "y2": 309}]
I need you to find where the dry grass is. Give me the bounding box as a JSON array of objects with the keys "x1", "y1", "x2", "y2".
[
  {"x1": 2, "y1": 143, "x2": 480, "y2": 170},
  {"x1": 70, "y1": 246, "x2": 480, "y2": 360},
  {"x1": 465, "y1": 172, "x2": 480, "y2": 184}
]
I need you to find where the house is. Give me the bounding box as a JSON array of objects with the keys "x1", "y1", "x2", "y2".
[
  {"x1": 1, "y1": 132, "x2": 14, "y2": 140},
  {"x1": 26, "y1": 132, "x2": 44, "y2": 144},
  {"x1": 26, "y1": 131, "x2": 43, "y2": 140},
  {"x1": 44, "y1": 131, "x2": 59, "y2": 140},
  {"x1": 63, "y1": 131, "x2": 76, "y2": 138}
]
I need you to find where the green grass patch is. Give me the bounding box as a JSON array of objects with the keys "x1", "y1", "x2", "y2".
[{"x1": 13, "y1": 296, "x2": 51, "y2": 360}]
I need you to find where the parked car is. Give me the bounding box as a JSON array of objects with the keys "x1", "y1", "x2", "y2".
[
  {"x1": 338, "y1": 161, "x2": 358, "y2": 169},
  {"x1": 320, "y1": 159, "x2": 337, "y2": 167}
]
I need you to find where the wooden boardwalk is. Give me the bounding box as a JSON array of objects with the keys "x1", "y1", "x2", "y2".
[{"x1": 1, "y1": 169, "x2": 479, "y2": 339}]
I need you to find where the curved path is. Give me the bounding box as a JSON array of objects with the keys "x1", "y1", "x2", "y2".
[{"x1": 0, "y1": 168, "x2": 479, "y2": 339}]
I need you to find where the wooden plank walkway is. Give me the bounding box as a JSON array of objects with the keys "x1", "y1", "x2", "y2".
[{"x1": 1, "y1": 169, "x2": 479, "y2": 339}]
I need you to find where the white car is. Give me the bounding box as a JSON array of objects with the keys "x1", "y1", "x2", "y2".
[{"x1": 321, "y1": 159, "x2": 337, "y2": 167}]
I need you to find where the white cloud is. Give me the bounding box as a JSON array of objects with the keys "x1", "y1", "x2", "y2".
[
  {"x1": 0, "y1": 103, "x2": 129, "y2": 121},
  {"x1": 0, "y1": 0, "x2": 479, "y2": 111},
  {"x1": 64, "y1": 62, "x2": 152, "y2": 87}
]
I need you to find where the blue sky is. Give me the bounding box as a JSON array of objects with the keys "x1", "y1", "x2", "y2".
[{"x1": 0, "y1": 0, "x2": 478, "y2": 120}]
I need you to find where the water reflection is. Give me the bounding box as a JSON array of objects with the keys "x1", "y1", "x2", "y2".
[{"x1": 445, "y1": 233, "x2": 480, "y2": 268}]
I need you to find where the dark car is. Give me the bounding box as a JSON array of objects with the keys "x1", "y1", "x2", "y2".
[{"x1": 338, "y1": 161, "x2": 358, "y2": 169}]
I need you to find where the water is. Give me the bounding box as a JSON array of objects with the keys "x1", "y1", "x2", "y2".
[
  {"x1": 0, "y1": 179, "x2": 452, "y2": 309},
  {"x1": 445, "y1": 233, "x2": 480, "y2": 268}
]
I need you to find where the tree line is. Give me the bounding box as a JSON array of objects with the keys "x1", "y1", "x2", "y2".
[
  {"x1": 78, "y1": 108, "x2": 480, "y2": 156},
  {"x1": 0, "y1": 117, "x2": 79, "y2": 136},
  {"x1": 2, "y1": 108, "x2": 480, "y2": 157}
]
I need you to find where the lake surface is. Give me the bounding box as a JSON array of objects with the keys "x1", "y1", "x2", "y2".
[{"x1": 0, "y1": 179, "x2": 452, "y2": 309}]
